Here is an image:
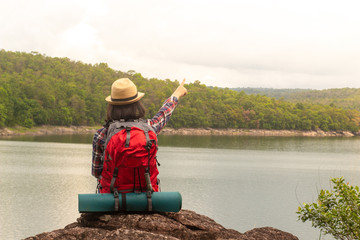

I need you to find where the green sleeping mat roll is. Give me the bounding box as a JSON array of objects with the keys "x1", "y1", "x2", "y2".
[{"x1": 78, "y1": 192, "x2": 182, "y2": 213}]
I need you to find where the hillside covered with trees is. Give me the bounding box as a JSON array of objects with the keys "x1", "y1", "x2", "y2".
[
  {"x1": 234, "y1": 87, "x2": 360, "y2": 111},
  {"x1": 1, "y1": 50, "x2": 359, "y2": 132},
  {"x1": 232, "y1": 87, "x2": 309, "y2": 98}
]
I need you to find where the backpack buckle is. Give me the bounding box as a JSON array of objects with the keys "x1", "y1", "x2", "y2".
[
  {"x1": 146, "y1": 141, "x2": 153, "y2": 150},
  {"x1": 113, "y1": 190, "x2": 119, "y2": 198},
  {"x1": 113, "y1": 189, "x2": 119, "y2": 211},
  {"x1": 125, "y1": 127, "x2": 131, "y2": 148}
]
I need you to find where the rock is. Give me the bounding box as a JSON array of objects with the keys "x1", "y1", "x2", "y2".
[
  {"x1": 1, "y1": 125, "x2": 357, "y2": 137},
  {"x1": 244, "y1": 227, "x2": 299, "y2": 240},
  {"x1": 25, "y1": 209, "x2": 299, "y2": 240},
  {"x1": 159, "y1": 127, "x2": 357, "y2": 137},
  {"x1": 339, "y1": 131, "x2": 354, "y2": 137},
  {"x1": 0, "y1": 128, "x2": 14, "y2": 136}
]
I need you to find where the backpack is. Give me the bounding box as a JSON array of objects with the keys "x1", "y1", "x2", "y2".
[{"x1": 99, "y1": 119, "x2": 159, "y2": 210}]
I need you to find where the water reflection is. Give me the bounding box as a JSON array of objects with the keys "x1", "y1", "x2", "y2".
[
  {"x1": 158, "y1": 135, "x2": 360, "y2": 154},
  {"x1": 0, "y1": 134, "x2": 94, "y2": 144},
  {"x1": 3, "y1": 134, "x2": 360, "y2": 154}
]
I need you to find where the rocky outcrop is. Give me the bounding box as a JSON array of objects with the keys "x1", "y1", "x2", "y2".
[
  {"x1": 0, "y1": 127, "x2": 14, "y2": 136},
  {"x1": 161, "y1": 127, "x2": 357, "y2": 137},
  {"x1": 25, "y1": 209, "x2": 298, "y2": 240},
  {"x1": 2, "y1": 125, "x2": 357, "y2": 137},
  {"x1": 0, "y1": 126, "x2": 97, "y2": 137}
]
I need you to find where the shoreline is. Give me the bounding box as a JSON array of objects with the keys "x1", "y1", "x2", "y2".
[
  {"x1": 161, "y1": 128, "x2": 360, "y2": 137},
  {"x1": 0, "y1": 126, "x2": 99, "y2": 137},
  {"x1": 1, "y1": 125, "x2": 359, "y2": 137}
]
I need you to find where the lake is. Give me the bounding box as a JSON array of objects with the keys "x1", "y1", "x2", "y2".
[{"x1": 0, "y1": 134, "x2": 359, "y2": 240}]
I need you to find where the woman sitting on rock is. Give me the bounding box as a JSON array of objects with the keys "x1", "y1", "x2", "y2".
[{"x1": 91, "y1": 78, "x2": 187, "y2": 193}]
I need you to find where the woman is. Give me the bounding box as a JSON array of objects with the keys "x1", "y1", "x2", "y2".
[{"x1": 91, "y1": 78, "x2": 187, "y2": 192}]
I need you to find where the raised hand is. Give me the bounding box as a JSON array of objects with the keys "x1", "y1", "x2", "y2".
[{"x1": 172, "y1": 79, "x2": 188, "y2": 99}]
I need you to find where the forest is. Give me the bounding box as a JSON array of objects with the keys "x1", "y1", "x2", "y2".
[
  {"x1": 234, "y1": 87, "x2": 360, "y2": 111},
  {"x1": 0, "y1": 50, "x2": 359, "y2": 132}
]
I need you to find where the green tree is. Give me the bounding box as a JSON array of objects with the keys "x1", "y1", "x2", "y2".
[{"x1": 297, "y1": 177, "x2": 360, "y2": 240}]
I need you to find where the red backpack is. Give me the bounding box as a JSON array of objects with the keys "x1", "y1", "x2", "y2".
[{"x1": 99, "y1": 120, "x2": 159, "y2": 197}]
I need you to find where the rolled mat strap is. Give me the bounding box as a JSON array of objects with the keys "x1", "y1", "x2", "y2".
[
  {"x1": 146, "y1": 190, "x2": 152, "y2": 211},
  {"x1": 121, "y1": 193, "x2": 126, "y2": 211},
  {"x1": 114, "y1": 191, "x2": 119, "y2": 211},
  {"x1": 78, "y1": 192, "x2": 182, "y2": 213}
]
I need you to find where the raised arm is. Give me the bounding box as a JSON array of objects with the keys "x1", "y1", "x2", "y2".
[{"x1": 148, "y1": 79, "x2": 188, "y2": 134}]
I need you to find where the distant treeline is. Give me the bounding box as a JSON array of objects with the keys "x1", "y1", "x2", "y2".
[
  {"x1": 231, "y1": 87, "x2": 310, "y2": 97},
  {"x1": 0, "y1": 50, "x2": 359, "y2": 132},
  {"x1": 234, "y1": 87, "x2": 360, "y2": 112}
]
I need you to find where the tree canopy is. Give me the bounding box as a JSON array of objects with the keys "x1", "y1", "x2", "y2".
[
  {"x1": 0, "y1": 50, "x2": 359, "y2": 132},
  {"x1": 234, "y1": 87, "x2": 360, "y2": 112}
]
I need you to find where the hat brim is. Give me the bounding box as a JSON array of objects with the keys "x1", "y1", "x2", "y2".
[{"x1": 105, "y1": 92, "x2": 145, "y2": 105}]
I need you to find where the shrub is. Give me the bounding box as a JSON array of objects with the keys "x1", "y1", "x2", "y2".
[{"x1": 297, "y1": 177, "x2": 360, "y2": 240}]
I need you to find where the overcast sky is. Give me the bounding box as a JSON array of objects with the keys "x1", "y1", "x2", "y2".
[{"x1": 1, "y1": 0, "x2": 359, "y2": 89}]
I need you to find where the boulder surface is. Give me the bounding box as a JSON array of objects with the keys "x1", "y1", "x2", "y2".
[{"x1": 26, "y1": 209, "x2": 298, "y2": 240}]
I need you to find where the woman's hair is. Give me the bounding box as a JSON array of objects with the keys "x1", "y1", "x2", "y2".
[{"x1": 106, "y1": 101, "x2": 146, "y2": 122}]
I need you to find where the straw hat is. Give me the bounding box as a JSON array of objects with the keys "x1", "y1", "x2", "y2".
[{"x1": 105, "y1": 78, "x2": 144, "y2": 105}]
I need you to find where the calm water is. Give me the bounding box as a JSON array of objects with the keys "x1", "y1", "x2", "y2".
[{"x1": 0, "y1": 134, "x2": 360, "y2": 240}]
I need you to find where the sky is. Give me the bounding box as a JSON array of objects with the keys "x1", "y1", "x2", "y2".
[{"x1": 0, "y1": 0, "x2": 360, "y2": 89}]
